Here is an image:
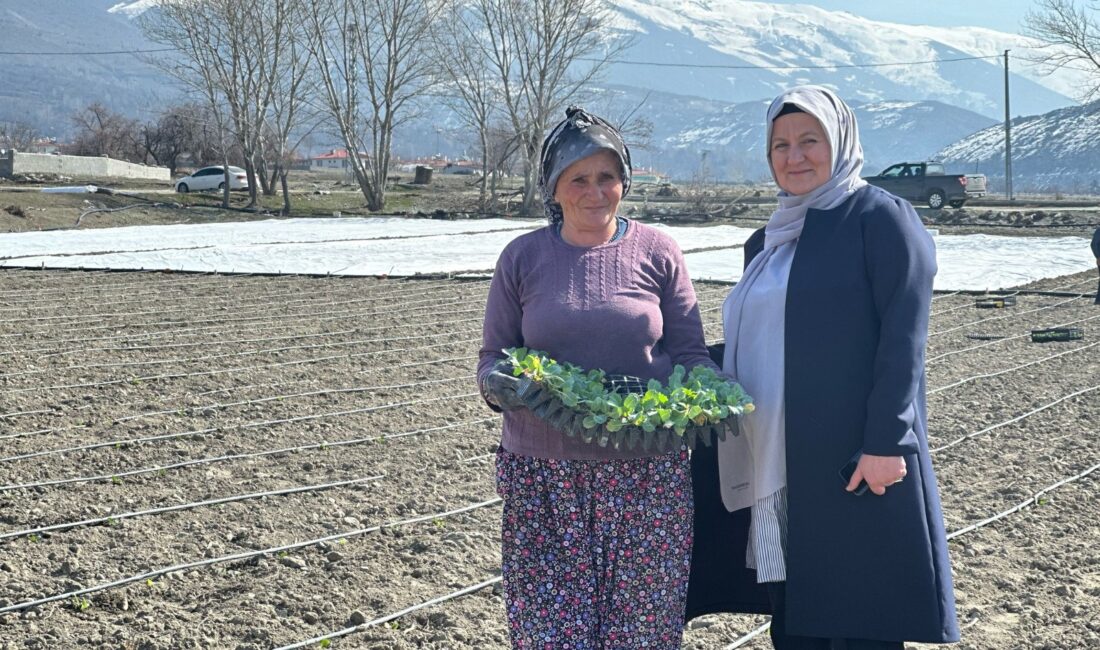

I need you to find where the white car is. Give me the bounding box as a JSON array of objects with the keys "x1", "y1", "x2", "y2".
[{"x1": 175, "y1": 166, "x2": 248, "y2": 193}]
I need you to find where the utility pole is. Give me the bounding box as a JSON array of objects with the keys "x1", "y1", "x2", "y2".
[{"x1": 1004, "y1": 50, "x2": 1014, "y2": 201}]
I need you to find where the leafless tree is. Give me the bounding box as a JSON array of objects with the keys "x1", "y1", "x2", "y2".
[
  {"x1": 430, "y1": 1, "x2": 504, "y2": 209},
  {"x1": 256, "y1": 2, "x2": 317, "y2": 213},
  {"x1": 67, "y1": 103, "x2": 145, "y2": 162},
  {"x1": 143, "y1": 0, "x2": 305, "y2": 208},
  {"x1": 303, "y1": 0, "x2": 444, "y2": 211},
  {"x1": 1024, "y1": 0, "x2": 1100, "y2": 99},
  {"x1": 142, "y1": 103, "x2": 220, "y2": 175},
  {"x1": 0, "y1": 121, "x2": 40, "y2": 151},
  {"x1": 465, "y1": 0, "x2": 631, "y2": 214}
]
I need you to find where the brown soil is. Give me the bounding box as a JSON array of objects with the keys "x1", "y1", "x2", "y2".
[{"x1": 0, "y1": 263, "x2": 1096, "y2": 648}]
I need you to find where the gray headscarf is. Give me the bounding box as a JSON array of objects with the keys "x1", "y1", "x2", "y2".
[
  {"x1": 717, "y1": 85, "x2": 868, "y2": 514},
  {"x1": 538, "y1": 107, "x2": 632, "y2": 224}
]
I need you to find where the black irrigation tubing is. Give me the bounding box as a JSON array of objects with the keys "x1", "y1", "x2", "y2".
[
  {"x1": 0, "y1": 386, "x2": 479, "y2": 466},
  {"x1": 720, "y1": 459, "x2": 1100, "y2": 649},
  {"x1": 0, "y1": 282, "x2": 351, "y2": 315},
  {"x1": 0, "y1": 409, "x2": 50, "y2": 419},
  {"x1": 0, "y1": 496, "x2": 504, "y2": 616},
  {"x1": 944, "y1": 460, "x2": 1100, "y2": 540},
  {"x1": 930, "y1": 384, "x2": 1100, "y2": 454},
  {"x1": 9, "y1": 288, "x2": 487, "y2": 340},
  {"x1": 0, "y1": 369, "x2": 478, "y2": 441},
  {"x1": 4, "y1": 279, "x2": 468, "y2": 329},
  {"x1": 32, "y1": 327, "x2": 359, "y2": 360},
  {"x1": 32, "y1": 312, "x2": 484, "y2": 362},
  {"x1": 1, "y1": 281, "x2": 482, "y2": 329},
  {"x1": 0, "y1": 261, "x2": 499, "y2": 280},
  {"x1": 723, "y1": 622, "x2": 772, "y2": 649},
  {"x1": 273, "y1": 576, "x2": 506, "y2": 650},
  {"x1": 1, "y1": 279, "x2": 485, "y2": 333},
  {"x1": 928, "y1": 295, "x2": 1084, "y2": 337},
  {"x1": 928, "y1": 342, "x2": 1099, "y2": 395},
  {"x1": 0, "y1": 337, "x2": 481, "y2": 397},
  {"x1": 0, "y1": 272, "x2": 245, "y2": 299},
  {"x1": 4, "y1": 302, "x2": 486, "y2": 358},
  {"x1": 0, "y1": 475, "x2": 385, "y2": 543},
  {"x1": 0, "y1": 417, "x2": 498, "y2": 493},
  {"x1": 0, "y1": 326, "x2": 483, "y2": 380},
  {"x1": 927, "y1": 314, "x2": 1100, "y2": 364},
  {"x1": 0, "y1": 275, "x2": 459, "y2": 310},
  {"x1": 193, "y1": 354, "x2": 477, "y2": 398}
]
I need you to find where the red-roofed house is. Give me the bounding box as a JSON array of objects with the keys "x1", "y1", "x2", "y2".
[{"x1": 310, "y1": 148, "x2": 369, "y2": 174}]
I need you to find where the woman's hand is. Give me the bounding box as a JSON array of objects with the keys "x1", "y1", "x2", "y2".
[{"x1": 847, "y1": 453, "x2": 907, "y2": 496}]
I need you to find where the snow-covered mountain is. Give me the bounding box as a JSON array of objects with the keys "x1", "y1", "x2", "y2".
[
  {"x1": 607, "y1": 0, "x2": 1082, "y2": 119},
  {"x1": 577, "y1": 85, "x2": 996, "y2": 180},
  {"x1": 938, "y1": 101, "x2": 1100, "y2": 193},
  {"x1": 0, "y1": 0, "x2": 1080, "y2": 185},
  {"x1": 0, "y1": 0, "x2": 168, "y2": 130}
]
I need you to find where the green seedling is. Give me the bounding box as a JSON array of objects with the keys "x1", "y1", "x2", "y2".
[
  {"x1": 337, "y1": 538, "x2": 348, "y2": 545},
  {"x1": 385, "y1": 621, "x2": 400, "y2": 630},
  {"x1": 277, "y1": 551, "x2": 289, "y2": 559},
  {"x1": 504, "y1": 347, "x2": 754, "y2": 438},
  {"x1": 106, "y1": 517, "x2": 119, "y2": 527},
  {"x1": 70, "y1": 596, "x2": 91, "y2": 612},
  {"x1": 432, "y1": 518, "x2": 445, "y2": 529},
  {"x1": 27, "y1": 533, "x2": 40, "y2": 543},
  {"x1": 111, "y1": 476, "x2": 122, "y2": 485},
  {"x1": 145, "y1": 578, "x2": 156, "y2": 587},
  {"x1": 319, "y1": 639, "x2": 331, "y2": 649}
]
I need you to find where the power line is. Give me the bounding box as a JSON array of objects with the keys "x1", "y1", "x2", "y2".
[
  {"x1": 0, "y1": 47, "x2": 174, "y2": 56},
  {"x1": 584, "y1": 53, "x2": 1003, "y2": 70}
]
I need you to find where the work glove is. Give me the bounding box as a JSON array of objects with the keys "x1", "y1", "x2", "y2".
[{"x1": 481, "y1": 369, "x2": 527, "y2": 411}]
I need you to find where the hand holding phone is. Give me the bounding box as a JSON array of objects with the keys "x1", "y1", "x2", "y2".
[{"x1": 839, "y1": 451, "x2": 869, "y2": 496}]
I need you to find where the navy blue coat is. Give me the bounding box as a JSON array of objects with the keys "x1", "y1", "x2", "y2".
[{"x1": 687, "y1": 185, "x2": 959, "y2": 643}]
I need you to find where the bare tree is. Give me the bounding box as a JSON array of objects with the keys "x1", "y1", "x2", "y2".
[
  {"x1": 1024, "y1": 0, "x2": 1100, "y2": 99},
  {"x1": 303, "y1": 0, "x2": 444, "y2": 211},
  {"x1": 257, "y1": 2, "x2": 317, "y2": 214},
  {"x1": 466, "y1": 0, "x2": 631, "y2": 214},
  {"x1": 142, "y1": 103, "x2": 220, "y2": 175},
  {"x1": 431, "y1": 2, "x2": 504, "y2": 209},
  {"x1": 67, "y1": 103, "x2": 145, "y2": 162},
  {"x1": 0, "y1": 121, "x2": 40, "y2": 151},
  {"x1": 143, "y1": 0, "x2": 304, "y2": 208}
]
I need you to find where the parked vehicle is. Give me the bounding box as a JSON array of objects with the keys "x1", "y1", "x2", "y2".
[
  {"x1": 175, "y1": 166, "x2": 248, "y2": 193},
  {"x1": 863, "y1": 161, "x2": 986, "y2": 209},
  {"x1": 439, "y1": 163, "x2": 480, "y2": 176}
]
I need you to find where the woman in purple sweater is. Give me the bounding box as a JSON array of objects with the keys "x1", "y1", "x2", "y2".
[{"x1": 478, "y1": 107, "x2": 716, "y2": 648}]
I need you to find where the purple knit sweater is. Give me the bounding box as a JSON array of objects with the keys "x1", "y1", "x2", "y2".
[{"x1": 477, "y1": 220, "x2": 717, "y2": 460}]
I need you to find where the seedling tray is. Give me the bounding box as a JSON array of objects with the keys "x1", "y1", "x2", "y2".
[{"x1": 1030, "y1": 327, "x2": 1084, "y2": 343}]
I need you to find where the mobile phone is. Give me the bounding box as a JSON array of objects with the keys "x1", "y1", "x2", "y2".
[{"x1": 839, "y1": 451, "x2": 869, "y2": 496}]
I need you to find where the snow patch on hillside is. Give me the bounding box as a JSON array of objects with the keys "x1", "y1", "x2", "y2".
[{"x1": 108, "y1": 1, "x2": 158, "y2": 18}]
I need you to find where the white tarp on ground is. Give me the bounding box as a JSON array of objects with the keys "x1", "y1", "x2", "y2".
[{"x1": 0, "y1": 217, "x2": 1094, "y2": 291}]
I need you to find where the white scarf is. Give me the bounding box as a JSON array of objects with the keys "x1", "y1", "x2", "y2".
[{"x1": 718, "y1": 86, "x2": 868, "y2": 512}]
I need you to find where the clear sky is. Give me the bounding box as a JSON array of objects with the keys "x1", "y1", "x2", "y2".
[{"x1": 766, "y1": 1, "x2": 1036, "y2": 34}]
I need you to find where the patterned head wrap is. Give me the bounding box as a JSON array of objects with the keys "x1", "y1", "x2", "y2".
[{"x1": 538, "y1": 107, "x2": 632, "y2": 224}]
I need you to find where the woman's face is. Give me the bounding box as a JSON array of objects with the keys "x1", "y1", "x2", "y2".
[
  {"x1": 554, "y1": 149, "x2": 623, "y2": 240},
  {"x1": 769, "y1": 112, "x2": 832, "y2": 196}
]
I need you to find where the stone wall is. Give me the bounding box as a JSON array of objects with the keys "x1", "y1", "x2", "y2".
[{"x1": 0, "y1": 150, "x2": 170, "y2": 182}]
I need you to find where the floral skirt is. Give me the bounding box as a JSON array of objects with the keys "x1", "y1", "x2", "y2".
[{"x1": 495, "y1": 446, "x2": 693, "y2": 650}]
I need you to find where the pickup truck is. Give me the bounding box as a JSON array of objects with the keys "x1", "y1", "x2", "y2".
[{"x1": 862, "y1": 161, "x2": 986, "y2": 209}]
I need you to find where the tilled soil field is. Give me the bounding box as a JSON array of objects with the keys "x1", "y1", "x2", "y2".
[{"x1": 0, "y1": 267, "x2": 1097, "y2": 649}]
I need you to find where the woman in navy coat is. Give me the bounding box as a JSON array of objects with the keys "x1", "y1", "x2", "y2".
[{"x1": 685, "y1": 86, "x2": 959, "y2": 648}]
